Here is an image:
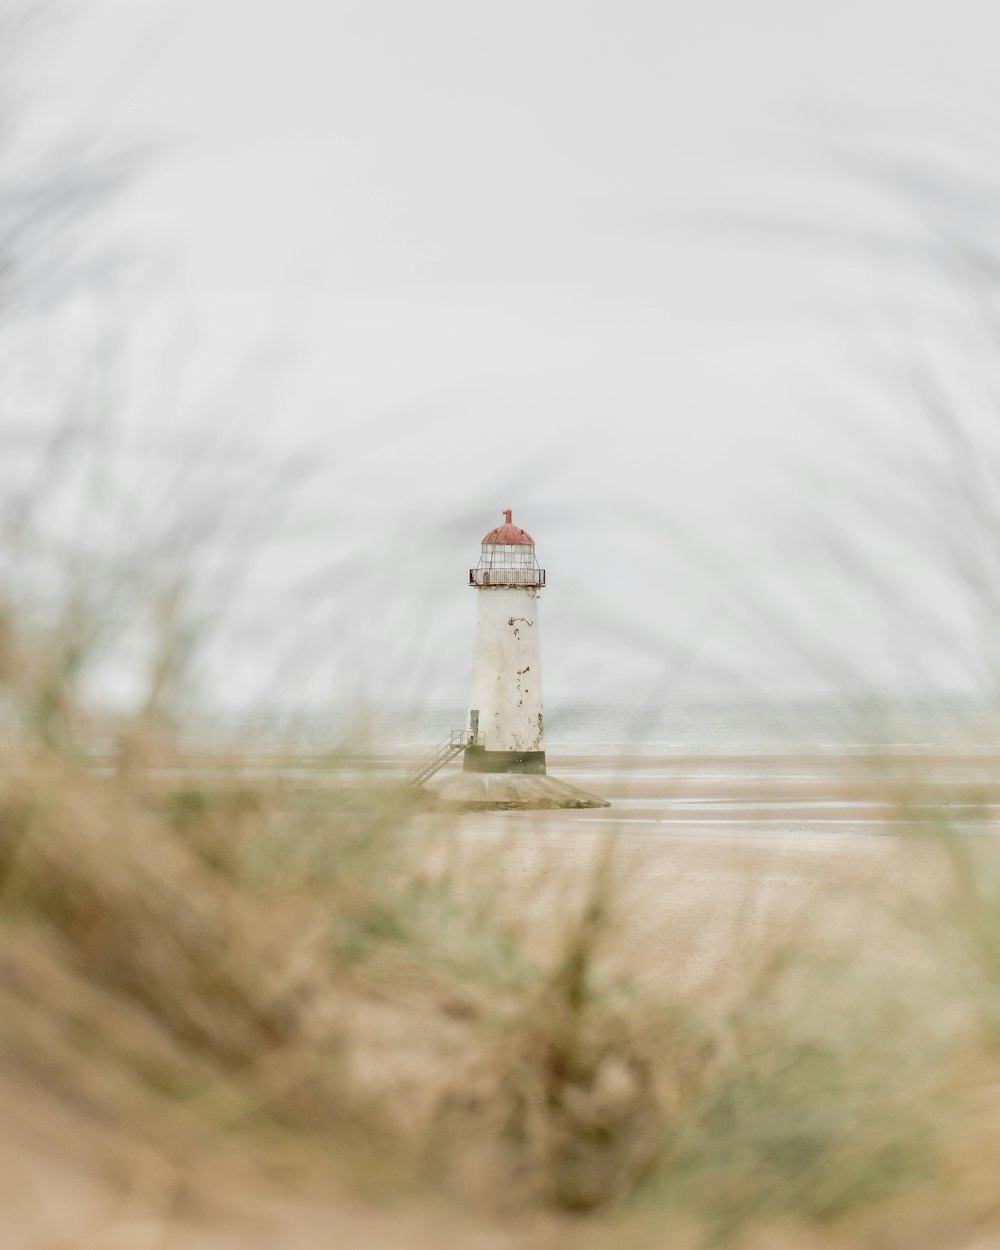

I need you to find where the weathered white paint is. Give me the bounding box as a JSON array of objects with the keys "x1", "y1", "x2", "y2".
[{"x1": 469, "y1": 586, "x2": 544, "y2": 753}]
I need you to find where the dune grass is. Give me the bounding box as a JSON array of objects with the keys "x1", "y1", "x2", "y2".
[{"x1": 3, "y1": 633, "x2": 1000, "y2": 1250}]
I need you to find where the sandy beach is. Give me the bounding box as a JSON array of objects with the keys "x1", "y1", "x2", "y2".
[{"x1": 409, "y1": 744, "x2": 993, "y2": 991}]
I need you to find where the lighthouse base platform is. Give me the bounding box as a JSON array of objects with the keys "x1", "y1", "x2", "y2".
[{"x1": 425, "y1": 771, "x2": 609, "y2": 811}]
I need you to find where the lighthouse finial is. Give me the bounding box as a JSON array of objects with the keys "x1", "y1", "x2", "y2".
[{"x1": 503, "y1": 508, "x2": 512, "y2": 525}]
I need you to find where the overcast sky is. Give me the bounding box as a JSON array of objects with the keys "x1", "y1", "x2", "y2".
[{"x1": 11, "y1": 0, "x2": 1000, "y2": 709}]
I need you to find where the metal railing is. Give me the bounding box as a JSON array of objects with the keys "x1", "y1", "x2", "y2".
[
  {"x1": 406, "y1": 730, "x2": 481, "y2": 787},
  {"x1": 469, "y1": 568, "x2": 546, "y2": 587}
]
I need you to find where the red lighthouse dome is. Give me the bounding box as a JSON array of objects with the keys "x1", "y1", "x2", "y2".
[
  {"x1": 482, "y1": 509, "x2": 534, "y2": 546},
  {"x1": 470, "y1": 509, "x2": 545, "y2": 587}
]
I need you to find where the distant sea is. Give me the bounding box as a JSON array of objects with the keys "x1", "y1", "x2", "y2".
[{"x1": 196, "y1": 695, "x2": 1000, "y2": 757}]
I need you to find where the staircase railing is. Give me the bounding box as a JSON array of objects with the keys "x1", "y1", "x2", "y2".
[{"x1": 406, "y1": 730, "x2": 477, "y2": 787}]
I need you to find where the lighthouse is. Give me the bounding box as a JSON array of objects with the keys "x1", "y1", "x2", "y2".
[
  {"x1": 466, "y1": 509, "x2": 547, "y2": 775},
  {"x1": 423, "y1": 509, "x2": 608, "y2": 810}
]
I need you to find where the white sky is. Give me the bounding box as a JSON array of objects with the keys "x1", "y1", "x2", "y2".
[{"x1": 12, "y1": 0, "x2": 1000, "y2": 708}]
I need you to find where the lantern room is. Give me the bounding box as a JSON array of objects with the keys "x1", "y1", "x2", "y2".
[{"x1": 469, "y1": 509, "x2": 546, "y2": 587}]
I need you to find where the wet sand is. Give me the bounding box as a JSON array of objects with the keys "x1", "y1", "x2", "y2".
[{"x1": 410, "y1": 746, "x2": 991, "y2": 988}]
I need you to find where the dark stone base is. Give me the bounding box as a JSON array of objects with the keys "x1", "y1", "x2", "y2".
[{"x1": 463, "y1": 746, "x2": 546, "y2": 775}]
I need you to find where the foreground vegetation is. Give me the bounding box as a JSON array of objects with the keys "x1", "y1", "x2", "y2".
[{"x1": 1, "y1": 629, "x2": 1000, "y2": 1247}]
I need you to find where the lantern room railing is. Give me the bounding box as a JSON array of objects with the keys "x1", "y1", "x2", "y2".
[{"x1": 469, "y1": 568, "x2": 546, "y2": 587}]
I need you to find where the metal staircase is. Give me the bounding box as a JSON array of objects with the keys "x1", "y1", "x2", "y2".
[{"x1": 406, "y1": 730, "x2": 473, "y2": 787}]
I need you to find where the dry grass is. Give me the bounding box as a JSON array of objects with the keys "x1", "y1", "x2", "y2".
[{"x1": 2, "y1": 626, "x2": 1000, "y2": 1247}]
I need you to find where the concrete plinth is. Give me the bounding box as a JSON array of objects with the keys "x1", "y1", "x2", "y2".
[{"x1": 426, "y1": 771, "x2": 609, "y2": 811}]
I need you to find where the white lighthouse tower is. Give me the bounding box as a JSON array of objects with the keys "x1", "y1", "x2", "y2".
[
  {"x1": 466, "y1": 509, "x2": 547, "y2": 775},
  {"x1": 424, "y1": 509, "x2": 607, "y2": 810}
]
